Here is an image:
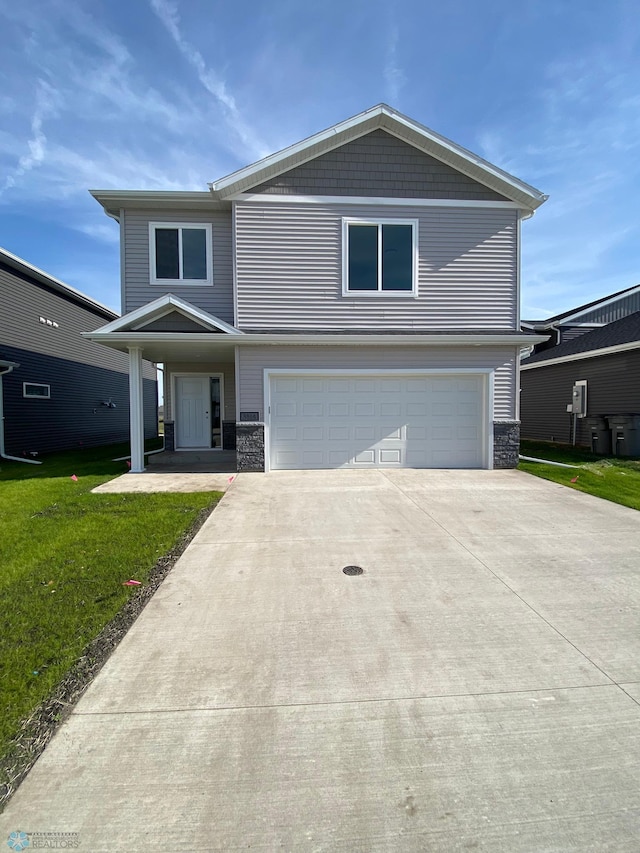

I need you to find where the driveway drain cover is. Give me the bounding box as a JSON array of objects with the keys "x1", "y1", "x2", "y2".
[{"x1": 343, "y1": 565, "x2": 364, "y2": 576}]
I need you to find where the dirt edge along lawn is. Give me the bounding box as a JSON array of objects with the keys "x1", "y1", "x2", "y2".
[{"x1": 0, "y1": 442, "x2": 222, "y2": 810}]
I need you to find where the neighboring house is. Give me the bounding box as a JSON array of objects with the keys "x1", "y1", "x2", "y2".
[
  {"x1": 87, "y1": 104, "x2": 547, "y2": 473},
  {"x1": 0, "y1": 247, "x2": 158, "y2": 458},
  {"x1": 520, "y1": 310, "x2": 640, "y2": 448},
  {"x1": 522, "y1": 283, "x2": 640, "y2": 356}
]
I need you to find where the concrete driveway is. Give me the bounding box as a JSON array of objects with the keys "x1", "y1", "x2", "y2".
[{"x1": 2, "y1": 469, "x2": 640, "y2": 851}]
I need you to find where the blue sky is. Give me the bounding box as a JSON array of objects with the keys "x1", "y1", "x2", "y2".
[{"x1": 1, "y1": 0, "x2": 639, "y2": 319}]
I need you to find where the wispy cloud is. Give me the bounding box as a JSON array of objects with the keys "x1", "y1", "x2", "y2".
[
  {"x1": 149, "y1": 0, "x2": 269, "y2": 160},
  {"x1": 2, "y1": 80, "x2": 60, "y2": 193},
  {"x1": 383, "y1": 23, "x2": 405, "y2": 106}
]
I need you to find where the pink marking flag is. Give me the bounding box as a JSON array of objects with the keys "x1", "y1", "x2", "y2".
[
  {"x1": 70, "y1": 474, "x2": 78, "y2": 481},
  {"x1": 123, "y1": 579, "x2": 142, "y2": 586},
  {"x1": 228, "y1": 475, "x2": 235, "y2": 484},
  {"x1": 570, "y1": 475, "x2": 579, "y2": 483}
]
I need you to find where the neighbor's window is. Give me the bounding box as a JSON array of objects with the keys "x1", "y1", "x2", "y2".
[
  {"x1": 343, "y1": 219, "x2": 417, "y2": 295},
  {"x1": 23, "y1": 382, "x2": 50, "y2": 399},
  {"x1": 150, "y1": 223, "x2": 212, "y2": 285}
]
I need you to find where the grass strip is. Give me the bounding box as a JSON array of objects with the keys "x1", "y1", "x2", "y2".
[
  {"x1": 519, "y1": 440, "x2": 640, "y2": 511},
  {"x1": 0, "y1": 442, "x2": 222, "y2": 805}
]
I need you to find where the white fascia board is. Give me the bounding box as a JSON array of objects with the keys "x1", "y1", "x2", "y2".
[
  {"x1": 555, "y1": 286, "x2": 640, "y2": 325},
  {"x1": 521, "y1": 339, "x2": 640, "y2": 370},
  {"x1": 89, "y1": 190, "x2": 226, "y2": 220},
  {"x1": 211, "y1": 104, "x2": 547, "y2": 209},
  {"x1": 92, "y1": 294, "x2": 243, "y2": 335},
  {"x1": 233, "y1": 194, "x2": 522, "y2": 208},
  {"x1": 377, "y1": 120, "x2": 546, "y2": 208},
  {"x1": 84, "y1": 331, "x2": 546, "y2": 347}
]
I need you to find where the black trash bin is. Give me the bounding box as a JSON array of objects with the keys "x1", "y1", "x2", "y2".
[
  {"x1": 585, "y1": 416, "x2": 611, "y2": 455},
  {"x1": 607, "y1": 414, "x2": 640, "y2": 457}
]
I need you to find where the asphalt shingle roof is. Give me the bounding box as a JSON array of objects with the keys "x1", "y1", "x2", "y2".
[{"x1": 522, "y1": 311, "x2": 640, "y2": 365}]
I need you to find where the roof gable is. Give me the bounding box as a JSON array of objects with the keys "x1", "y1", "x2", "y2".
[
  {"x1": 211, "y1": 104, "x2": 547, "y2": 209},
  {"x1": 94, "y1": 294, "x2": 242, "y2": 335},
  {"x1": 246, "y1": 129, "x2": 510, "y2": 201}
]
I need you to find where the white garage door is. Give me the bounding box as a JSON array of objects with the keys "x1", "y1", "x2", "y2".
[{"x1": 269, "y1": 374, "x2": 486, "y2": 470}]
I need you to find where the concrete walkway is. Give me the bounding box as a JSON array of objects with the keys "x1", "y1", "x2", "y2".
[{"x1": 2, "y1": 469, "x2": 640, "y2": 851}]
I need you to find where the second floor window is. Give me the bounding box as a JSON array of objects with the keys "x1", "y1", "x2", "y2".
[
  {"x1": 343, "y1": 219, "x2": 418, "y2": 296},
  {"x1": 149, "y1": 223, "x2": 213, "y2": 285}
]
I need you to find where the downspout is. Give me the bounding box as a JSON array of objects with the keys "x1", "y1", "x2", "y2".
[{"x1": 0, "y1": 364, "x2": 42, "y2": 464}]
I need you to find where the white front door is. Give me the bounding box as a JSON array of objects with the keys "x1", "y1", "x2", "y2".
[{"x1": 175, "y1": 376, "x2": 210, "y2": 449}]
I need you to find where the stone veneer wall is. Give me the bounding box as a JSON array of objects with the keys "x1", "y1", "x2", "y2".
[
  {"x1": 222, "y1": 421, "x2": 237, "y2": 451},
  {"x1": 164, "y1": 422, "x2": 175, "y2": 451},
  {"x1": 236, "y1": 423, "x2": 265, "y2": 471},
  {"x1": 493, "y1": 421, "x2": 520, "y2": 468}
]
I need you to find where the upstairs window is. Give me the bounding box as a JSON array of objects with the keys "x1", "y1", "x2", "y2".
[
  {"x1": 343, "y1": 219, "x2": 418, "y2": 296},
  {"x1": 149, "y1": 223, "x2": 212, "y2": 285}
]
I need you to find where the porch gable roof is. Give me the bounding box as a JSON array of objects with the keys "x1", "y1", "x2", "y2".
[{"x1": 92, "y1": 294, "x2": 243, "y2": 336}]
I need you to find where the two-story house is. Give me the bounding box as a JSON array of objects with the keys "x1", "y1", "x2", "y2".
[{"x1": 87, "y1": 104, "x2": 547, "y2": 473}]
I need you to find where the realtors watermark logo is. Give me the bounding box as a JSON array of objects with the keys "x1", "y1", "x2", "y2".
[
  {"x1": 6, "y1": 833, "x2": 29, "y2": 851},
  {"x1": 7, "y1": 833, "x2": 79, "y2": 850}
]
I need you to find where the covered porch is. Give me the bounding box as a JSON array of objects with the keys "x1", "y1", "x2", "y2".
[{"x1": 82, "y1": 294, "x2": 246, "y2": 473}]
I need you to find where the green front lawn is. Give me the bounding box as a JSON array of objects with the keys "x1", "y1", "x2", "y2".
[
  {"x1": 519, "y1": 439, "x2": 640, "y2": 511},
  {"x1": 0, "y1": 442, "x2": 221, "y2": 788}
]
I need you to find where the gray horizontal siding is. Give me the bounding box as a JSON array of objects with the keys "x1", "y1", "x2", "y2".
[
  {"x1": 1, "y1": 266, "x2": 153, "y2": 379},
  {"x1": 572, "y1": 291, "x2": 640, "y2": 325},
  {"x1": 520, "y1": 350, "x2": 640, "y2": 447},
  {"x1": 1, "y1": 344, "x2": 157, "y2": 455},
  {"x1": 235, "y1": 202, "x2": 517, "y2": 330},
  {"x1": 238, "y1": 345, "x2": 517, "y2": 421},
  {"x1": 123, "y1": 208, "x2": 234, "y2": 322},
  {"x1": 164, "y1": 361, "x2": 236, "y2": 424},
  {"x1": 248, "y1": 129, "x2": 509, "y2": 201}
]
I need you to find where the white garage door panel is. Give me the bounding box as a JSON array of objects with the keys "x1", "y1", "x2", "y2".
[{"x1": 269, "y1": 374, "x2": 486, "y2": 470}]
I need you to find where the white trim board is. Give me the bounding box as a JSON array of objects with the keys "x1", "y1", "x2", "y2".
[
  {"x1": 232, "y1": 194, "x2": 523, "y2": 208},
  {"x1": 85, "y1": 331, "x2": 544, "y2": 347},
  {"x1": 521, "y1": 339, "x2": 640, "y2": 370},
  {"x1": 262, "y1": 367, "x2": 494, "y2": 473}
]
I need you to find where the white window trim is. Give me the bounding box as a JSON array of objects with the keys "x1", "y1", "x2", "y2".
[
  {"x1": 341, "y1": 218, "x2": 419, "y2": 297},
  {"x1": 149, "y1": 222, "x2": 213, "y2": 286},
  {"x1": 23, "y1": 382, "x2": 51, "y2": 399}
]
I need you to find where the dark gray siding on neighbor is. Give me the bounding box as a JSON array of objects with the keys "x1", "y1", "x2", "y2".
[
  {"x1": 520, "y1": 350, "x2": 640, "y2": 447},
  {"x1": 122, "y1": 208, "x2": 234, "y2": 320},
  {"x1": 572, "y1": 291, "x2": 640, "y2": 324},
  {"x1": 248, "y1": 129, "x2": 510, "y2": 201},
  {"x1": 0, "y1": 263, "x2": 149, "y2": 374},
  {"x1": 1, "y1": 344, "x2": 157, "y2": 455}
]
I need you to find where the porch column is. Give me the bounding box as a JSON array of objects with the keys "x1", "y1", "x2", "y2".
[{"x1": 128, "y1": 346, "x2": 145, "y2": 473}]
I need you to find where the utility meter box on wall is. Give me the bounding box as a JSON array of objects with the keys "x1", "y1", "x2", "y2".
[{"x1": 570, "y1": 381, "x2": 587, "y2": 417}]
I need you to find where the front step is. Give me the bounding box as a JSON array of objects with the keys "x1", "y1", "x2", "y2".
[{"x1": 146, "y1": 450, "x2": 237, "y2": 473}]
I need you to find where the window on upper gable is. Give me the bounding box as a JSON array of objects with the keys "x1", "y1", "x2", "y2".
[
  {"x1": 149, "y1": 223, "x2": 212, "y2": 285},
  {"x1": 343, "y1": 219, "x2": 418, "y2": 296}
]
